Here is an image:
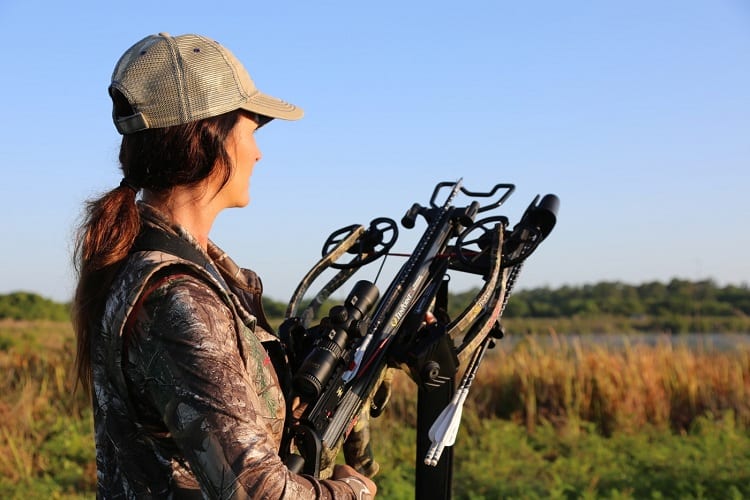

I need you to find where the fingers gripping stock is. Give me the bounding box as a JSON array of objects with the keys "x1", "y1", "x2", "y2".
[{"x1": 279, "y1": 180, "x2": 559, "y2": 478}]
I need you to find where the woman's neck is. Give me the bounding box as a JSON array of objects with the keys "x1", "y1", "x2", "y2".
[{"x1": 142, "y1": 187, "x2": 220, "y2": 250}]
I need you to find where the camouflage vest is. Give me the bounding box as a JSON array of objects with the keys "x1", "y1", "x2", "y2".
[{"x1": 99, "y1": 240, "x2": 288, "y2": 433}]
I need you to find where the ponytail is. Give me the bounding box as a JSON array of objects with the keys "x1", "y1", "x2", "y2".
[{"x1": 72, "y1": 184, "x2": 140, "y2": 392}]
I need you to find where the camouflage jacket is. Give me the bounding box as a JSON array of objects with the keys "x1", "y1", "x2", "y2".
[{"x1": 92, "y1": 204, "x2": 364, "y2": 499}]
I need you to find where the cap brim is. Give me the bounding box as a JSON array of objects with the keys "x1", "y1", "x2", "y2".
[{"x1": 241, "y1": 91, "x2": 304, "y2": 121}]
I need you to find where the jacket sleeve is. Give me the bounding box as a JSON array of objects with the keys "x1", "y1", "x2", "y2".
[{"x1": 124, "y1": 274, "x2": 360, "y2": 499}]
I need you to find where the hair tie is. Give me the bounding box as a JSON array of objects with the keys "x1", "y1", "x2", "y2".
[{"x1": 119, "y1": 177, "x2": 140, "y2": 194}]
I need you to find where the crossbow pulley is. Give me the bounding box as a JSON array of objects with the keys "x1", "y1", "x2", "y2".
[{"x1": 323, "y1": 217, "x2": 398, "y2": 270}]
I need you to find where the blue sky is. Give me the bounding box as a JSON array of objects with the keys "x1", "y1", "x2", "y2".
[{"x1": 0, "y1": 1, "x2": 748, "y2": 303}]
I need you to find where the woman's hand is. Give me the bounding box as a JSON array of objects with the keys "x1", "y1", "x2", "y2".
[{"x1": 332, "y1": 464, "x2": 377, "y2": 499}]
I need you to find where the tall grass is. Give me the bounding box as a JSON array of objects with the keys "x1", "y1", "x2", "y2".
[
  {"x1": 0, "y1": 321, "x2": 94, "y2": 498},
  {"x1": 373, "y1": 332, "x2": 750, "y2": 498},
  {"x1": 1, "y1": 321, "x2": 749, "y2": 498},
  {"x1": 382, "y1": 332, "x2": 750, "y2": 435}
]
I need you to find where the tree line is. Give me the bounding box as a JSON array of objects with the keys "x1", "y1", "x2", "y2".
[
  {"x1": 479, "y1": 278, "x2": 750, "y2": 319},
  {"x1": 2, "y1": 279, "x2": 748, "y2": 323},
  {"x1": 266, "y1": 278, "x2": 750, "y2": 323}
]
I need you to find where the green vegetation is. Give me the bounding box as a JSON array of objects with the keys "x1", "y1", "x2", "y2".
[
  {"x1": 0, "y1": 320, "x2": 93, "y2": 499},
  {"x1": 1, "y1": 279, "x2": 747, "y2": 496},
  {"x1": 0, "y1": 292, "x2": 70, "y2": 322},
  {"x1": 2, "y1": 320, "x2": 749, "y2": 498},
  {"x1": 371, "y1": 332, "x2": 750, "y2": 498},
  {"x1": 4, "y1": 278, "x2": 750, "y2": 333},
  {"x1": 372, "y1": 415, "x2": 750, "y2": 499},
  {"x1": 269, "y1": 278, "x2": 750, "y2": 333},
  {"x1": 456, "y1": 279, "x2": 750, "y2": 334},
  {"x1": 501, "y1": 279, "x2": 750, "y2": 318}
]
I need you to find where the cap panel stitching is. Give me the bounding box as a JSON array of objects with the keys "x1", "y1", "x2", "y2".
[{"x1": 162, "y1": 34, "x2": 191, "y2": 127}]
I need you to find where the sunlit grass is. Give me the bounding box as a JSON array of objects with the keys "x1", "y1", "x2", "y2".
[
  {"x1": 383, "y1": 332, "x2": 750, "y2": 434},
  {"x1": 0, "y1": 320, "x2": 94, "y2": 498},
  {"x1": 372, "y1": 332, "x2": 750, "y2": 498},
  {"x1": 1, "y1": 321, "x2": 749, "y2": 498}
]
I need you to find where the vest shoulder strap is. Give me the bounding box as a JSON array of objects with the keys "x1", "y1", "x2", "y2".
[{"x1": 131, "y1": 226, "x2": 210, "y2": 268}]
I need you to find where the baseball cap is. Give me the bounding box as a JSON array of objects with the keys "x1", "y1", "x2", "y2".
[{"x1": 109, "y1": 33, "x2": 303, "y2": 134}]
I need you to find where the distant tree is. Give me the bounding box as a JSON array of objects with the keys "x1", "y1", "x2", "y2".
[
  {"x1": 504, "y1": 297, "x2": 530, "y2": 317},
  {"x1": 0, "y1": 292, "x2": 70, "y2": 321},
  {"x1": 261, "y1": 297, "x2": 287, "y2": 318}
]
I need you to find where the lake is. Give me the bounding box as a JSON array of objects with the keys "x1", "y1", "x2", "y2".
[{"x1": 494, "y1": 332, "x2": 750, "y2": 351}]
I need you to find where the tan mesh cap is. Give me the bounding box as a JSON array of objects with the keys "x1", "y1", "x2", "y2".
[{"x1": 109, "y1": 33, "x2": 303, "y2": 134}]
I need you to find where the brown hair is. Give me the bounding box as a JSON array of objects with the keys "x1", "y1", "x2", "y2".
[{"x1": 72, "y1": 98, "x2": 242, "y2": 392}]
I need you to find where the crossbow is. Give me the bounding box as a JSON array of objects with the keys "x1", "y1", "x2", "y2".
[{"x1": 278, "y1": 180, "x2": 558, "y2": 496}]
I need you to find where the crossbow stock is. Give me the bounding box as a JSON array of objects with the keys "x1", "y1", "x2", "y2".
[{"x1": 278, "y1": 179, "x2": 559, "y2": 489}]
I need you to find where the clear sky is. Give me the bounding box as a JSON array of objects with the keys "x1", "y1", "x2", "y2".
[{"x1": 1, "y1": 1, "x2": 748, "y2": 303}]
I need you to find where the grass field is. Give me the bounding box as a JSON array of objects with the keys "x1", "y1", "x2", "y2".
[{"x1": 1, "y1": 320, "x2": 748, "y2": 499}]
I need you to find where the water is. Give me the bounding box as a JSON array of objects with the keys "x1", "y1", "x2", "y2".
[{"x1": 495, "y1": 332, "x2": 750, "y2": 352}]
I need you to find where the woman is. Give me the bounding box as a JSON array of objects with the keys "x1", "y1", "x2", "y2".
[{"x1": 72, "y1": 32, "x2": 376, "y2": 499}]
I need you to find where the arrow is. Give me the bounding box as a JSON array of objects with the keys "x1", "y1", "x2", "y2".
[
  {"x1": 425, "y1": 385, "x2": 470, "y2": 465},
  {"x1": 424, "y1": 335, "x2": 493, "y2": 466}
]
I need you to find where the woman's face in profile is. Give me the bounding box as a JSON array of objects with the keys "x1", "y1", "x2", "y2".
[{"x1": 217, "y1": 113, "x2": 262, "y2": 209}]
